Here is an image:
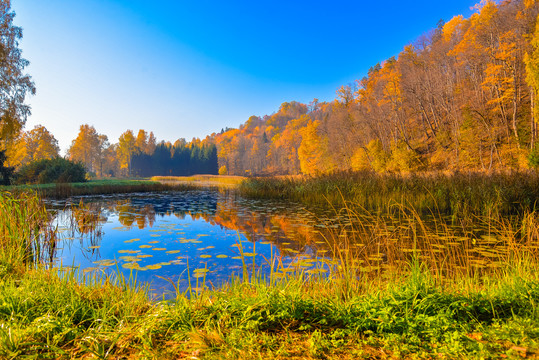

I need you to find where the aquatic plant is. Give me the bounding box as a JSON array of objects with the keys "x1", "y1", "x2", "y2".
[
  {"x1": 0, "y1": 191, "x2": 56, "y2": 274},
  {"x1": 239, "y1": 171, "x2": 539, "y2": 218}
]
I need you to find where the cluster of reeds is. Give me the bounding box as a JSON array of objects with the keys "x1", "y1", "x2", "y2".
[
  {"x1": 0, "y1": 191, "x2": 56, "y2": 273},
  {"x1": 151, "y1": 175, "x2": 245, "y2": 189},
  {"x1": 239, "y1": 171, "x2": 539, "y2": 218}
]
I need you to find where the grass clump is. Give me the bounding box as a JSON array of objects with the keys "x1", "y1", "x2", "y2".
[{"x1": 0, "y1": 191, "x2": 54, "y2": 275}]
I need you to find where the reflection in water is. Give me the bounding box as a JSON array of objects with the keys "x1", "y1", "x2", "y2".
[
  {"x1": 46, "y1": 190, "x2": 333, "y2": 297},
  {"x1": 44, "y1": 190, "x2": 532, "y2": 298}
]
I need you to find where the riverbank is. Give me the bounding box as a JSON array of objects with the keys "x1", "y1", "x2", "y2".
[
  {"x1": 1, "y1": 191, "x2": 539, "y2": 358},
  {"x1": 2, "y1": 263, "x2": 538, "y2": 359},
  {"x1": 0, "y1": 179, "x2": 202, "y2": 199}
]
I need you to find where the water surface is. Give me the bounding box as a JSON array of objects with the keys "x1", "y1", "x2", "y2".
[
  {"x1": 47, "y1": 190, "x2": 333, "y2": 297},
  {"x1": 46, "y1": 189, "x2": 514, "y2": 298}
]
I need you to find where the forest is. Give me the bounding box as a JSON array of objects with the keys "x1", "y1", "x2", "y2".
[
  {"x1": 215, "y1": 0, "x2": 539, "y2": 175},
  {"x1": 3, "y1": 0, "x2": 539, "y2": 179}
]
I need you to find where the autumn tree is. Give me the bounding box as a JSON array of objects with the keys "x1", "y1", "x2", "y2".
[
  {"x1": 7, "y1": 124, "x2": 59, "y2": 168},
  {"x1": 526, "y1": 14, "x2": 539, "y2": 150},
  {"x1": 68, "y1": 124, "x2": 101, "y2": 174},
  {"x1": 210, "y1": 0, "x2": 539, "y2": 175},
  {"x1": 117, "y1": 130, "x2": 136, "y2": 177},
  {"x1": 298, "y1": 120, "x2": 335, "y2": 175},
  {"x1": 0, "y1": 1, "x2": 35, "y2": 144},
  {"x1": 134, "y1": 129, "x2": 147, "y2": 152}
]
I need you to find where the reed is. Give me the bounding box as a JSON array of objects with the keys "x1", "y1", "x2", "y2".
[
  {"x1": 151, "y1": 174, "x2": 246, "y2": 189},
  {"x1": 0, "y1": 191, "x2": 55, "y2": 274},
  {"x1": 239, "y1": 171, "x2": 539, "y2": 218}
]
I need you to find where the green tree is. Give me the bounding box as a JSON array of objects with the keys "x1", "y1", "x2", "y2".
[{"x1": 0, "y1": 149, "x2": 13, "y2": 184}]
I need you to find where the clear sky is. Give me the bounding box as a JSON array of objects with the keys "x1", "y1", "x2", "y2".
[{"x1": 13, "y1": 0, "x2": 478, "y2": 153}]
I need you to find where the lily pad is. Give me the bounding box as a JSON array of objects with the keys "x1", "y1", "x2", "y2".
[
  {"x1": 118, "y1": 250, "x2": 140, "y2": 254},
  {"x1": 93, "y1": 259, "x2": 116, "y2": 266},
  {"x1": 193, "y1": 268, "x2": 209, "y2": 273},
  {"x1": 122, "y1": 262, "x2": 141, "y2": 270},
  {"x1": 119, "y1": 256, "x2": 140, "y2": 262}
]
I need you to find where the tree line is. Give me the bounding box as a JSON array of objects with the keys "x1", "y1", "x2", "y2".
[{"x1": 5, "y1": 125, "x2": 218, "y2": 178}]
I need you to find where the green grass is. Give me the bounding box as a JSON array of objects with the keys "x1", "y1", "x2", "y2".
[
  {"x1": 1, "y1": 191, "x2": 539, "y2": 358},
  {"x1": 1, "y1": 178, "x2": 202, "y2": 199},
  {"x1": 1, "y1": 258, "x2": 539, "y2": 358}
]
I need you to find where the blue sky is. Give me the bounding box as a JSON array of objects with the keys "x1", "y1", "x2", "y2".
[{"x1": 14, "y1": 0, "x2": 477, "y2": 152}]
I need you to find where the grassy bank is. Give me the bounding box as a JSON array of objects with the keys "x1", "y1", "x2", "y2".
[
  {"x1": 1, "y1": 179, "x2": 202, "y2": 199},
  {"x1": 2, "y1": 265, "x2": 539, "y2": 359},
  {"x1": 1, "y1": 192, "x2": 539, "y2": 358},
  {"x1": 239, "y1": 171, "x2": 539, "y2": 218}
]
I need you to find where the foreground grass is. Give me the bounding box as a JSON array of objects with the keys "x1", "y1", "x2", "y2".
[{"x1": 1, "y1": 265, "x2": 539, "y2": 359}]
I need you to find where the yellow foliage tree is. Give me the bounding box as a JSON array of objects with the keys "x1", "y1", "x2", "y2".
[
  {"x1": 117, "y1": 130, "x2": 136, "y2": 177},
  {"x1": 298, "y1": 120, "x2": 334, "y2": 175},
  {"x1": 7, "y1": 125, "x2": 59, "y2": 168},
  {"x1": 68, "y1": 124, "x2": 100, "y2": 174}
]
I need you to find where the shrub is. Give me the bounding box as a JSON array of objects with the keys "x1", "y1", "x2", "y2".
[{"x1": 14, "y1": 158, "x2": 87, "y2": 184}]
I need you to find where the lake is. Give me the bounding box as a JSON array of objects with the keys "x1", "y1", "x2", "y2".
[
  {"x1": 45, "y1": 190, "x2": 342, "y2": 297},
  {"x1": 45, "y1": 189, "x2": 513, "y2": 298}
]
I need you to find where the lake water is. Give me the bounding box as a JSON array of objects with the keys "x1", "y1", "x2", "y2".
[
  {"x1": 45, "y1": 190, "x2": 339, "y2": 297},
  {"x1": 44, "y1": 189, "x2": 514, "y2": 298}
]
